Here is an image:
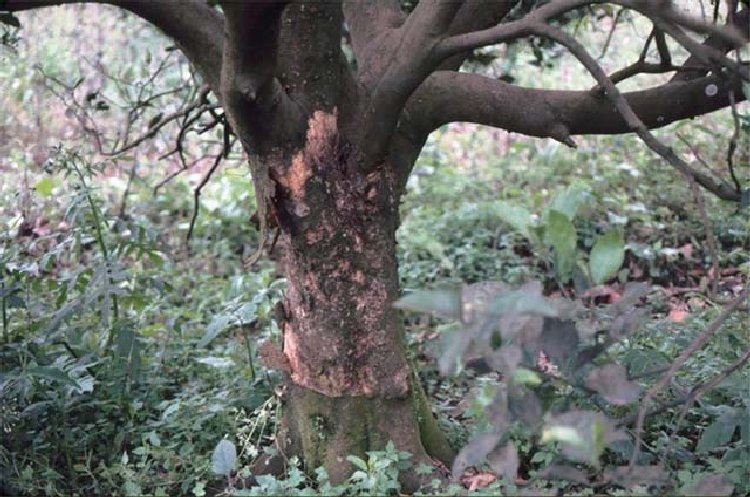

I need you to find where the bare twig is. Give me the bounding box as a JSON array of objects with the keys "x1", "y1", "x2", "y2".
[
  {"x1": 186, "y1": 150, "x2": 224, "y2": 242},
  {"x1": 628, "y1": 286, "x2": 749, "y2": 470},
  {"x1": 529, "y1": 22, "x2": 741, "y2": 201},
  {"x1": 660, "y1": 345, "x2": 750, "y2": 468}
]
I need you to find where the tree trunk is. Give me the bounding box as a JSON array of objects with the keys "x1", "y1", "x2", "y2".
[{"x1": 253, "y1": 109, "x2": 453, "y2": 490}]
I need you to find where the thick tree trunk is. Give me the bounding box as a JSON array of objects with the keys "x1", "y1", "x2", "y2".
[{"x1": 253, "y1": 110, "x2": 453, "y2": 489}]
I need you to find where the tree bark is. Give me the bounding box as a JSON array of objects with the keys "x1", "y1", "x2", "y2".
[{"x1": 247, "y1": 109, "x2": 452, "y2": 490}]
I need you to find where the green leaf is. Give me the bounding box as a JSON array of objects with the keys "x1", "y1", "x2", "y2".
[
  {"x1": 546, "y1": 210, "x2": 577, "y2": 283},
  {"x1": 548, "y1": 186, "x2": 589, "y2": 221},
  {"x1": 589, "y1": 229, "x2": 624, "y2": 285},
  {"x1": 346, "y1": 455, "x2": 369, "y2": 472},
  {"x1": 493, "y1": 201, "x2": 532, "y2": 237},
  {"x1": 25, "y1": 366, "x2": 79, "y2": 389},
  {"x1": 35, "y1": 177, "x2": 54, "y2": 197},
  {"x1": 198, "y1": 314, "x2": 233, "y2": 347},
  {"x1": 124, "y1": 480, "x2": 142, "y2": 497},
  {"x1": 393, "y1": 288, "x2": 461, "y2": 320},
  {"x1": 488, "y1": 287, "x2": 558, "y2": 317},
  {"x1": 696, "y1": 419, "x2": 737, "y2": 453},
  {"x1": 512, "y1": 368, "x2": 542, "y2": 386},
  {"x1": 211, "y1": 439, "x2": 237, "y2": 476}
]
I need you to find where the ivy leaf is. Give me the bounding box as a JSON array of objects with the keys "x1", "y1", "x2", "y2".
[
  {"x1": 211, "y1": 439, "x2": 237, "y2": 476},
  {"x1": 589, "y1": 229, "x2": 624, "y2": 285}
]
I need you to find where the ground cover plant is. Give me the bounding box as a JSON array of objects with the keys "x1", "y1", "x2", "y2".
[{"x1": 1, "y1": 1, "x2": 749, "y2": 495}]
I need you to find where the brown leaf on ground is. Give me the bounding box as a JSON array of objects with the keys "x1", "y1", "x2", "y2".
[
  {"x1": 668, "y1": 302, "x2": 689, "y2": 323},
  {"x1": 459, "y1": 467, "x2": 497, "y2": 491}
]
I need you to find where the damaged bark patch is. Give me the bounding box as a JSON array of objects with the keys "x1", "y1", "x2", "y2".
[
  {"x1": 276, "y1": 108, "x2": 339, "y2": 214},
  {"x1": 275, "y1": 171, "x2": 411, "y2": 398}
]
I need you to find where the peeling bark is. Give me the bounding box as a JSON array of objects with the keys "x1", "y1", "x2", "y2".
[{"x1": 258, "y1": 111, "x2": 452, "y2": 489}]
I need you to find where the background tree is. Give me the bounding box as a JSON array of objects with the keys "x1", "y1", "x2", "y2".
[{"x1": 3, "y1": 0, "x2": 748, "y2": 490}]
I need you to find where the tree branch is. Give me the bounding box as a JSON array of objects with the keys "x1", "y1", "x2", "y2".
[
  {"x1": 414, "y1": 70, "x2": 745, "y2": 137},
  {"x1": 357, "y1": 0, "x2": 464, "y2": 170},
  {"x1": 342, "y1": 0, "x2": 405, "y2": 64},
  {"x1": 219, "y1": 1, "x2": 304, "y2": 151},
  {"x1": 672, "y1": 8, "x2": 749, "y2": 81},
  {"x1": 528, "y1": 22, "x2": 743, "y2": 200},
  {"x1": 437, "y1": 0, "x2": 747, "y2": 58},
  {"x1": 628, "y1": 285, "x2": 749, "y2": 471},
  {"x1": 3, "y1": 0, "x2": 225, "y2": 92},
  {"x1": 438, "y1": 0, "x2": 521, "y2": 71}
]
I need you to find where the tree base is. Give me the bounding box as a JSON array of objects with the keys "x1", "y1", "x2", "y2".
[{"x1": 257, "y1": 375, "x2": 453, "y2": 492}]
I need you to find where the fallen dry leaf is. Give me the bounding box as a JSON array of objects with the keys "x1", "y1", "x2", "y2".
[
  {"x1": 668, "y1": 303, "x2": 689, "y2": 323},
  {"x1": 460, "y1": 468, "x2": 497, "y2": 491}
]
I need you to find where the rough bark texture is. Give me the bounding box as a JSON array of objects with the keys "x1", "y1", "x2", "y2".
[{"x1": 254, "y1": 110, "x2": 452, "y2": 488}]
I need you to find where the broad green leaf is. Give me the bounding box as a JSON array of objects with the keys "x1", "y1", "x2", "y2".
[
  {"x1": 346, "y1": 455, "x2": 369, "y2": 472},
  {"x1": 683, "y1": 473, "x2": 734, "y2": 496},
  {"x1": 543, "y1": 410, "x2": 627, "y2": 465},
  {"x1": 493, "y1": 201, "x2": 532, "y2": 237},
  {"x1": 25, "y1": 366, "x2": 79, "y2": 389},
  {"x1": 590, "y1": 229, "x2": 625, "y2": 285},
  {"x1": 35, "y1": 177, "x2": 54, "y2": 197},
  {"x1": 548, "y1": 186, "x2": 589, "y2": 221},
  {"x1": 124, "y1": 480, "x2": 142, "y2": 497},
  {"x1": 546, "y1": 210, "x2": 577, "y2": 283},
  {"x1": 394, "y1": 288, "x2": 461, "y2": 320},
  {"x1": 696, "y1": 419, "x2": 737, "y2": 453},
  {"x1": 198, "y1": 314, "x2": 233, "y2": 347},
  {"x1": 211, "y1": 439, "x2": 237, "y2": 476}
]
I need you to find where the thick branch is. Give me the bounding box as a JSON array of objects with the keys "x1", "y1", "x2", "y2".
[
  {"x1": 342, "y1": 0, "x2": 405, "y2": 62},
  {"x1": 3, "y1": 0, "x2": 225, "y2": 92},
  {"x1": 672, "y1": 8, "x2": 749, "y2": 81},
  {"x1": 530, "y1": 21, "x2": 742, "y2": 200},
  {"x1": 415, "y1": 71, "x2": 746, "y2": 138},
  {"x1": 438, "y1": 0, "x2": 520, "y2": 71},
  {"x1": 219, "y1": 1, "x2": 304, "y2": 151},
  {"x1": 357, "y1": 0, "x2": 464, "y2": 169}
]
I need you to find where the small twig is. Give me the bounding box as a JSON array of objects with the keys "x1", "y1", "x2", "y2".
[
  {"x1": 531, "y1": 23, "x2": 742, "y2": 202},
  {"x1": 599, "y1": 7, "x2": 625, "y2": 59},
  {"x1": 628, "y1": 286, "x2": 748, "y2": 470},
  {"x1": 118, "y1": 156, "x2": 138, "y2": 220},
  {"x1": 186, "y1": 150, "x2": 225, "y2": 242},
  {"x1": 653, "y1": 28, "x2": 672, "y2": 67},
  {"x1": 660, "y1": 346, "x2": 750, "y2": 468},
  {"x1": 673, "y1": 132, "x2": 722, "y2": 298}
]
